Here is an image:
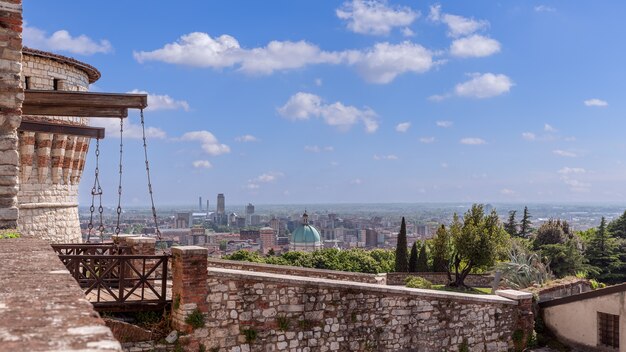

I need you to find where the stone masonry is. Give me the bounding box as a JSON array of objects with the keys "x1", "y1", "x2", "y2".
[
  {"x1": 387, "y1": 271, "x2": 495, "y2": 288},
  {"x1": 0, "y1": 0, "x2": 23, "y2": 229},
  {"x1": 168, "y1": 247, "x2": 534, "y2": 352}
]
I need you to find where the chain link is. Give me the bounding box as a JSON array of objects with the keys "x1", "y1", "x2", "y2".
[
  {"x1": 115, "y1": 118, "x2": 123, "y2": 235},
  {"x1": 140, "y1": 108, "x2": 162, "y2": 241},
  {"x1": 87, "y1": 138, "x2": 104, "y2": 242}
]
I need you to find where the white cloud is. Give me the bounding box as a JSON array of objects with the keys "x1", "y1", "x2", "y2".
[
  {"x1": 558, "y1": 167, "x2": 586, "y2": 175},
  {"x1": 428, "y1": 4, "x2": 489, "y2": 38},
  {"x1": 428, "y1": 94, "x2": 449, "y2": 102},
  {"x1": 180, "y1": 131, "x2": 230, "y2": 156},
  {"x1": 544, "y1": 124, "x2": 557, "y2": 132},
  {"x1": 350, "y1": 178, "x2": 363, "y2": 185},
  {"x1": 373, "y1": 154, "x2": 398, "y2": 160},
  {"x1": 135, "y1": 33, "x2": 435, "y2": 83},
  {"x1": 346, "y1": 41, "x2": 435, "y2": 84},
  {"x1": 454, "y1": 73, "x2": 513, "y2": 98},
  {"x1": 534, "y1": 5, "x2": 556, "y2": 12},
  {"x1": 245, "y1": 183, "x2": 259, "y2": 190},
  {"x1": 278, "y1": 92, "x2": 378, "y2": 133},
  {"x1": 522, "y1": 132, "x2": 536, "y2": 141},
  {"x1": 336, "y1": 0, "x2": 419, "y2": 36},
  {"x1": 436, "y1": 120, "x2": 453, "y2": 128},
  {"x1": 192, "y1": 160, "x2": 212, "y2": 169},
  {"x1": 584, "y1": 98, "x2": 608, "y2": 107},
  {"x1": 235, "y1": 134, "x2": 259, "y2": 142},
  {"x1": 128, "y1": 89, "x2": 190, "y2": 112},
  {"x1": 440, "y1": 162, "x2": 449, "y2": 168},
  {"x1": 460, "y1": 137, "x2": 486, "y2": 145},
  {"x1": 450, "y1": 35, "x2": 500, "y2": 58},
  {"x1": 24, "y1": 24, "x2": 112, "y2": 55},
  {"x1": 558, "y1": 167, "x2": 589, "y2": 192},
  {"x1": 419, "y1": 136, "x2": 435, "y2": 143},
  {"x1": 304, "y1": 145, "x2": 334, "y2": 153},
  {"x1": 500, "y1": 188, "x2": 517, "y2": 196},
  {"x1": 402, "y1": 27, "x2": 415, "y2": 37},
  {"x1": 553, "y1": 149, "x2": 577, "y2": 158},
  {"x1": 256, "y1": 172, "x2": 284, "y2": 183},
  {"x1": 315, "y1": 78, "x2": 323, "y2": 86},
  {"x1": 395, "y1": 122, "x2": 411, "y2": 132},
  {"x1": 90, "y1": 118, "x2": 166, "y2": 140}
]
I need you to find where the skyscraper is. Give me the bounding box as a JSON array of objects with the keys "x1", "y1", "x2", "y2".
[
  {"x1": 217, "y1": 194, "x2": 225, "y2": 214},
  {"x1": 245, "y1": 203, "x2": 255, "y2": 226}
]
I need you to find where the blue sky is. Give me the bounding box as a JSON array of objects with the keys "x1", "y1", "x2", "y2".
[{"x1": 24, "y1": 1, "x2": 626, "y2": 206}]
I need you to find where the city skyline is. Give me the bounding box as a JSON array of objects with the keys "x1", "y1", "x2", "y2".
[{"x1": 24, "y1": 1, "x2": 626, "y2": 205}]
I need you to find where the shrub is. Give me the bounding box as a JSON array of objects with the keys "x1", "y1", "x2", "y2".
[
  {"x1": 185, "y1": 309, "x2": 205, "y2": 329},
  {"x1": 495, "y1": 241, "x2": 553, "y2": 289},
  {"x1": 276, "y1": 316, "x2": 290, "y2": 331},
  {"x1": 242, "y1": 328, "x2": 257, "y2": 344},
  {"x1": 405, "y1": 276, "x2": 433, "y2": 289}
]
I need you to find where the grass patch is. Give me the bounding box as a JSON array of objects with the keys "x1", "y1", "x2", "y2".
[
  {"x1": 185, "y1": 309, "x2": 205, "y2": 329},
  {"x1": 0, "y1": 230, "x2": 20, "y2": 239},
  {"x1": 431, "y1": 285, "x2": 492, "y2": 295}
]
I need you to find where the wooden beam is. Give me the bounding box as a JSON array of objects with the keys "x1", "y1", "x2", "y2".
[
  {"x1": 18, "y1": 121, "x2": 105, "y2": 139},
  {"x1": 22, "y1": 105, "x2": 128, "y2": 118},
  {"x1": 25, "y1": 90, "x2": 147, "y2": 108}
]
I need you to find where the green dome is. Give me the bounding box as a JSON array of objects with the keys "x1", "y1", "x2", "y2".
[{"x1": 292, "y1": 224, "x2": 321, "y2": 245}]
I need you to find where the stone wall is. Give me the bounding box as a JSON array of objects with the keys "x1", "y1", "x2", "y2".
[
  {"x1": 194, "y1": 268, "x2": 532, "y2": 352},
  {"x1": 524, "y1": 278, "x2": 591, "y2": 303},
  {"x1": 208, "y1": 258, "x2": 386, "y2": 284},
  {"x1": 0, "y1": 236, "x2": 121, "y2": 351},
  {"x1": 387, "y1": 271, "x2": 495, "y2": 287},
  {"x1": 17, "y1": 50, "x2": 96, "y2": 242},
  {"x1": 0, "y1": 0, "x2": 23, "y2": 229}
]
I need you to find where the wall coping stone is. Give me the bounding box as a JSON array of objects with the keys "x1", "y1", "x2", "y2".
[
  {"x1": 126, "y1": 237, "x2": 155, "y2": 244},
  {"x1": 172, "y1": 245, "x2": 208, "y2": 256},
  {"x1": 496, "y1": 289, "x2": 534, "y2": 300},
  {"x1": 208, "y1": 267, "x2": 517, "y2": 305}
]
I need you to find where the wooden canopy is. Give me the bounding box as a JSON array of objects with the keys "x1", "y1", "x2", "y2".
[{"x1": 19, "y1": 90, "x2": 148, "y2": 139}]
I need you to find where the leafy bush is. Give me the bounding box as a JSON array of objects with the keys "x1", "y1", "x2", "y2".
[
  {"x1": 405, "y1": 276, "x2": 433, "y2": 289},
  {"x1": 0, "y1": 231, "x2": 20, "y2": 239}
]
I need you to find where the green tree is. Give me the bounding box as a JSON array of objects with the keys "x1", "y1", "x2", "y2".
[
  {"x1": 408, "y1": 242, "x2": 419, "y2": 272},
  {"x1": 534, "y1": 219, "x2": 570, "y2": 247},
  {"x1": 540, "y1": 239, "x2": 593, "y2": 278},
  {"x1": 586, "y1": 217, "x2": 622, "y2": 283},
  {"x1": 416, "y1": 244, "x2": 429, "y2": 272},
  {"x1": 394, "y1": 217, "x2": 409, "y2": 272},
  {"x1": 608, "y1": 210, "x2": 626, "y2": 239},
  {"x1": 519, "y1": 206, "x2": 533, "y2": 237},
  {"x1": 504, "y1": 210, "x2": 518, "y2": 237},
  {"x1": 431, "y1": 225, "x2": 451, "y2": 277},
  {"x1": 450, "y1": 204, "x2": 509, "y2": 287}
]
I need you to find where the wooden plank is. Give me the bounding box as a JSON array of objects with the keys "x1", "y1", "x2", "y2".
[
  {"x1": 23, "y1": 105, "x2": 128, "y2": 118},
  {"x1": 25, "y1": 90, "x2": 148, "y2": 108},
  {"x1": 19, "y1": 121, "x2": 105, "y2": 139}
]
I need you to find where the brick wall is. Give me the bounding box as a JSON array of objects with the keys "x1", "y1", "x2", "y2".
[
  {"x1": 387, "y1": 271, "x2": 495, "y2": 287},
  {"x1": 0, "y1": 0, "x2": 24, "y2": 229},
  {"x1": 208, "y1": 258, "x2": 386, "y2": 284}
]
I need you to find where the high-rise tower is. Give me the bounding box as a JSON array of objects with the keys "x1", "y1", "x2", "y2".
[{"x1": 217, "y1": 193, "x2": 225, "y2": 214}]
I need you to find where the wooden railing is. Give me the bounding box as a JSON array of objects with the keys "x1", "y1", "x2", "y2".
[
  {"x1": 56, "y1": 252, "x2": 169, "y2": 311},
  {"x1": 51, "y1": 243, "x2": 130, "y2": 256}
]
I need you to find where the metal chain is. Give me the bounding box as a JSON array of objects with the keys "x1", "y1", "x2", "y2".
[
  {"x1": 87, "y1": 138, "x2": 101, "y2": 243},
  {"x1": 140, "y1": 108, "x2": 162, "y2": 241},
  {"x1": 115, "y1": 118, "x2": 123, "y2": 235}
]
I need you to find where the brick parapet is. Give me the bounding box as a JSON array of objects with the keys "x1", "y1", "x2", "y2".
[{"x1": 171, "y1": 246, "x2": 208, "y2": 333}]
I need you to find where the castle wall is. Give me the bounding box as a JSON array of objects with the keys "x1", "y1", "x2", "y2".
[
  {"x1": 387, "y1": 271, "x2": 495, "y2": 288},
  {"x1": 17, "y1": 53, "x2": 93, "y2": 242},
  {"x1": 0, "y1": 0, "x2": 24, "y2": 229}
]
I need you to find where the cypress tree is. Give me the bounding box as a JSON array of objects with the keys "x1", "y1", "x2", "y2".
[
  {"x1": 408, "y1": 242, "x2": 419, "y2": 272},
  {"x1": 587, "y1": 217, "x2": 621, "y2": 283},
  {"x1": 519, "y1": 206, "x2": 533, "y2": 238},
  {"x1": 395, "y1": 217, "x2": 409, "y2": 272},
  {"x1": 504, "y1": 210, "x2": 518, "y2": 237},
  {"x1": 416, "y1": 244, "x2": 429, "y2": 272},
  {"x1": 432, "y1": 225, "x2": 450, "y2": 273}
]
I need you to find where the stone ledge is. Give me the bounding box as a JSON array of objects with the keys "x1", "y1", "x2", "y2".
[
  {"x1": 496, "y1": 289, "x2": 534, "y2": 300},
  {"x1": 208, "y1": 267, "x2": 517, "y2": 305},
  {"x1": 172, "y1": 245, "x2": 208, "y2": 256}
]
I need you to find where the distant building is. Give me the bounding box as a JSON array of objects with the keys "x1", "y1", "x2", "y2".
[
  {"x1": 217, "y1": 194, "x2": 225, "y2": 214},
  {"x1": 259, "y1": 227, "x2": 276, "y2": 254},
  {"x1": 364, "y1": 229, "x2": 378, "y2": 248},
  {"x1": 175, "y1": 212, "x2": 191, "y2": 229},
  {"x1": 240, "y1": 229, "x2": 260, "y2": 242},
  {"x1": 291, "y1": 212, "x2": 322, "y2": 252},
  {"x1": 245, "y1": 203, "x2": 255, "y2": 226},
  {"x1": 250, "y1": 214, "x2": 261, "y2": 226}
]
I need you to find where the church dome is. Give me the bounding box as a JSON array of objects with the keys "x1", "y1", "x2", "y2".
[{"x1": 291, "y1": 212, "x2": 321, "y2": 246}]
